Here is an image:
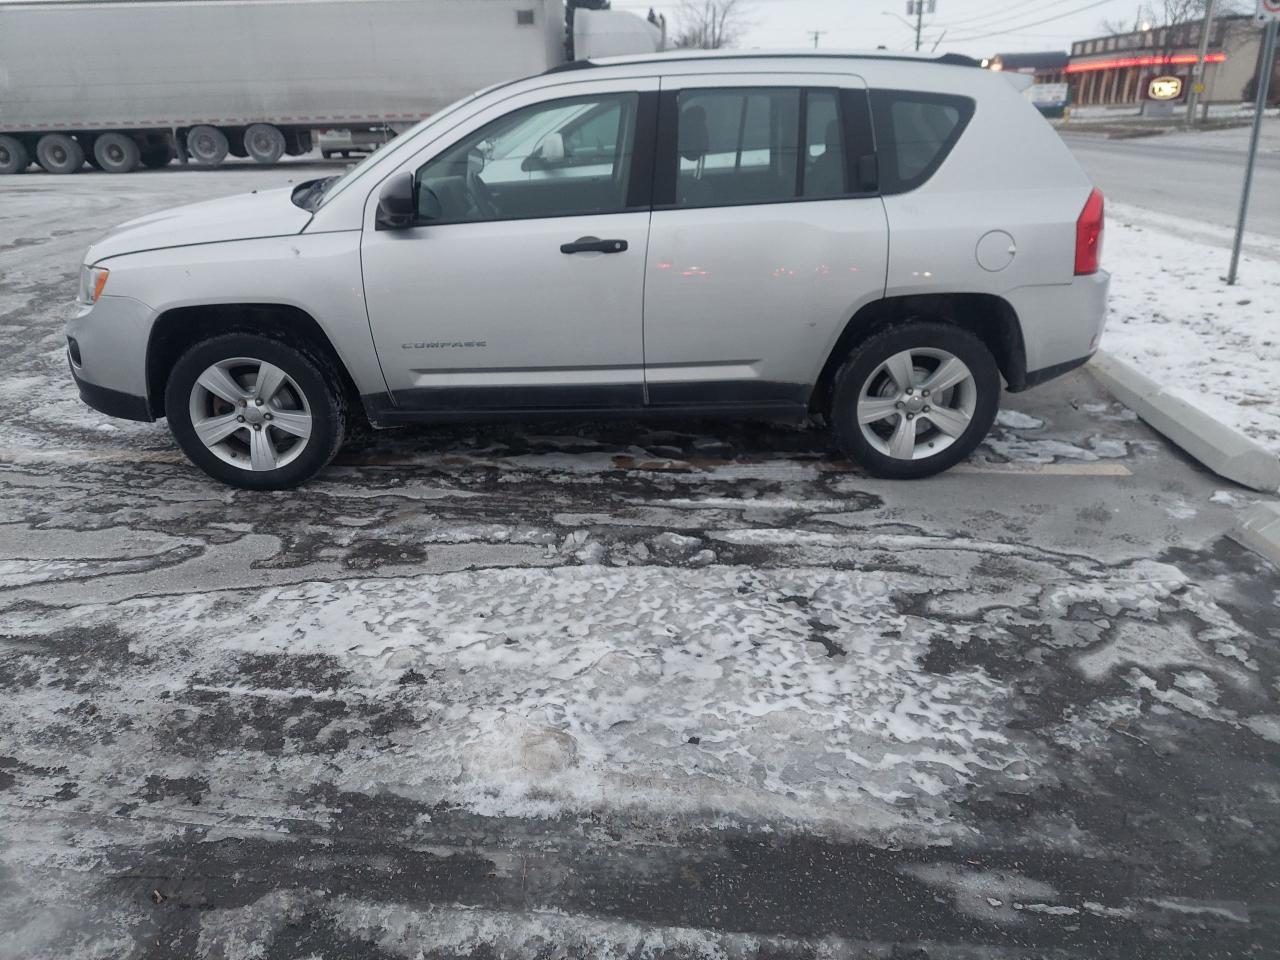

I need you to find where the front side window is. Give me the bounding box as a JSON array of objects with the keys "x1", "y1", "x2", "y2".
[
  {"x1": 671, "y1": 87, "x2": 852, "y2": 208},
  {"x1": 414, "y1": 92, "x2": 639, "y2": 224},
  {"x1": 870, "y1": 90, "x2": 974, "y2": 194}
]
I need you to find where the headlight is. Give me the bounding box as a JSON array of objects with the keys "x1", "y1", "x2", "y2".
[{"x1": 78, "y1": 265, "x2": 109, "y2": 304}]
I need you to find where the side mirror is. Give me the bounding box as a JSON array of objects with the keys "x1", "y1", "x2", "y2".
[
  {"x1": 521, "y1": 132, "x2": 566, "y2": 172},
  {"x1": 375, "y1": 172, "x2": 417, "y2": 230},
  {"x1": 537, "y1": 132, "x2": 566, "y2": 163}
]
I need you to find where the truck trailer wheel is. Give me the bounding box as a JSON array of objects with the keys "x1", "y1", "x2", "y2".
[
  {"x1": 141, "y1": 145, "x2": 174, "y2": 169},
  {"x1": 187, "y1": 125, "x2": 229, "y2": 166},
  {"x1": 0, "y1": 135, "x2": 30, "y2": 175},
  {"x1": 244, "y1": 124, "x2": 286, "y2": 164},
  {"x1": 92, "y1": 132, "x2": 141, "y2": 173},
  {"x1": 36, "y1": 134, "x2": 85, "y2": 174}
]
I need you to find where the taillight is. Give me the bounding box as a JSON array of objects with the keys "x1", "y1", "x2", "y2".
[{"x1": 1075, "y1": 188, "x2": 1104, "y2": 276}]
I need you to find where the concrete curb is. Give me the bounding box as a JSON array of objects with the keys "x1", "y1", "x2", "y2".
[
  {"x1": 1088, "y1": 350, "x2": 1280, "y2": 493},
  {"x1": 1229, "y1": 502, "x2": 1280, "y2": 569}
]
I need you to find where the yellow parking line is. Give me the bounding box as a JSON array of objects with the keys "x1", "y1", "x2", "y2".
[{"x1": 954, "y1": 462, "x2": 1132, "y2": 476}]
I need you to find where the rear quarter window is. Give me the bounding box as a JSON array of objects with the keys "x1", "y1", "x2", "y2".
[{"x1": 869, "y1": 90, "x2": 974, "y2": 194}]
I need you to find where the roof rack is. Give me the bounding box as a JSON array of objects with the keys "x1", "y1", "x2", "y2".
[{"x1": 545, "y1": 50, "x2": 981, "y2": 75}]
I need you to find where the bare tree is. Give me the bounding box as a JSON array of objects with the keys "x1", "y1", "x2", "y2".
[
  {"x1": 671, "y1": 0, "x2": 750, "y2": 50},
  {"x1": 1098, "y1": 0, "x2": 1248, "y2": 33}
]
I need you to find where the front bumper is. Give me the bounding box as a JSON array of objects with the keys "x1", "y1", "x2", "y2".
[
  {"x1": 65, "y1": 293, "x2": 156, "y2": 422},
  {"x1": 70, "y1": 360, "x2": 153, "y2": 421}
]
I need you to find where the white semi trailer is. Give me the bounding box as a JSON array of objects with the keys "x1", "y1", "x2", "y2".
[{"x1": 0, "y1": 0, "x2": 663, "y2": 174}]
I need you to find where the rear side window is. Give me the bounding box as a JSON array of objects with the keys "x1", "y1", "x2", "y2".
[
  {"x1": 870, "y1": 90, "x2": 974, "y2": 194},
  {"x1": 661, "y1": 86, "x2": 874, "y2": 209},
  {"x1": 675, "y1": 88, "x2": 801, "y2": 207}
]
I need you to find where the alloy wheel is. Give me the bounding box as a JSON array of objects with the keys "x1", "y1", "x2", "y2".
[
  {"x1": 188, "y1": 357, "x2": 312, "y2": 471},
  {"x1": 856, "y1": 347, "x2": 977, "y2": 461}
]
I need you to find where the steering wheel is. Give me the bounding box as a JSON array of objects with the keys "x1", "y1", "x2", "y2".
[{"x1": 466, "y1": 169, "x2": 498, "y2": 219}]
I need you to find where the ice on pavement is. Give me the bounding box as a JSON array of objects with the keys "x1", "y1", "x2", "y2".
[{"x1": 0, "y1": 563, "x2": 1035, "y2": 837}]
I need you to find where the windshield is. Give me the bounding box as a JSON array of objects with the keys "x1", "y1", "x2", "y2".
[{"x1": 314, "y1": 92, "x2": 481, "y2": 209}]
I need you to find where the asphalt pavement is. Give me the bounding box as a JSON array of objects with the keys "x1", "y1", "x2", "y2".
[
  {"x1": 1, "y1": 164, "x2": 1278, "y2": 958},
  {"x1": 1061, "y1": 120, "x2": 1280, "y2": 239}
]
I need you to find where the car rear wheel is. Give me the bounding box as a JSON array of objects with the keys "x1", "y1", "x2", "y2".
[
  {"x1": 830, "y1": 321, "x2": 999, "y2": 479},
  {"x1": 165, "y1": 333, "x2": 347, "y2": 489}
]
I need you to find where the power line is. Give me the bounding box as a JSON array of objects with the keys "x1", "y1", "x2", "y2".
[
  {"x1": 946, "y1": 0, "x2": 1118, "y2": 43},
  {"x1": 933, "y1": 0, "x2": 1062, "y2": 29}
]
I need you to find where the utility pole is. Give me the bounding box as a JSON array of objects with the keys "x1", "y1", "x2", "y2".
[
  {"x1": 905, "y1": 1, "x2": 935, "y2": 53},
  {"x1": 808, "y1": 29, "x2": 827, "y2": 48},
  {"x1": 1185, "y1": 0, "x2": 1217, "y2": 124}
]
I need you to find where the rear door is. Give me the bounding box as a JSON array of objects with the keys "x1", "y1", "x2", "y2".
[{"x1": 642, "y1": 73, "x2": 888, "y2": 411}]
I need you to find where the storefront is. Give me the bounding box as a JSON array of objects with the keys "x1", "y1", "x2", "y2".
[{"x1": 1067, "y1": 15, "x2": 1277, "y2": 110}]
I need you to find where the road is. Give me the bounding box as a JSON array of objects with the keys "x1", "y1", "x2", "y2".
[
  {"x1": 1062, "y1": 120, "x2": 1280, "y2": 237},
  {"x1": 1, "y1": 165, "x2": 1279, "y2": 958}
]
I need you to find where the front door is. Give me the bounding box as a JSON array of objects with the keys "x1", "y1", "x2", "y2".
[
  {"x1": 642, "y1": 75, "x2": 889, "y2": 411},
  {"x1": 361, "y1": 81, "x2": 657, "y2": 413}
]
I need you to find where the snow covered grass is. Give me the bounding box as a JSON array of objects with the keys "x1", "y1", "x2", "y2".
[{"x1": 1101, "y1": 201, "x2": 1280, "y2": 458}]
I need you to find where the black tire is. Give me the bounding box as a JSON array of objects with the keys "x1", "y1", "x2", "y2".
[
  {"x1": 0, "y1": 135, "x2": 30, "y2": 175},
  {"x1": 187, "y1": 125, "x2": 229, "y2": 166},
  {"x1": 165, "y1": 333, "x2": 347, "y2": 490},
  {"x1": 92, "y1": 132, "x2": 141, "y2": 173},
  {"x1": 244, "y1": 123, "x2": 286, "y2": 164},
  {"x1": 141, "y1": 145, "x2": 174, "y2": 169},
  {"x1": 35, "y1": 133, "x2": 84, "y2": 174},
  {"x1": 830, "y1": 321, "x2": 1000, "y2": 479}
]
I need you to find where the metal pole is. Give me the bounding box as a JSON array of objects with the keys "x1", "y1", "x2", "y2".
[
  {"x1": 1185, "y1": 0, "x2": 1217, "y2": 125},
  {"x1": 915, "y1": 0, "x2": 923, "y2": 51},
  {"x1": 1227, "y1": 17, "x2": 1278, "y2": 285}
]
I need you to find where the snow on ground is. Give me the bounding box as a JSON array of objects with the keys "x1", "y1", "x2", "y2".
[{"x1": 1100, "y1": 200, "x2": 1280, "y2": 459}]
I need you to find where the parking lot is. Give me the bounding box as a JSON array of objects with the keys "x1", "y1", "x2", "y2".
[{"x1": 2, "y1": 164, "x2": 1279, "y2": 958}]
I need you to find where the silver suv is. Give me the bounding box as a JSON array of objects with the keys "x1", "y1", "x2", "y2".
[{"x1": 68, "y1": 51, "x2": 1108, "y2": 489}]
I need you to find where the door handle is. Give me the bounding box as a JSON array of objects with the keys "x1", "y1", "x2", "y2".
[{"x1": 560, "y1": 236, "x2": 628, "y2": 254}]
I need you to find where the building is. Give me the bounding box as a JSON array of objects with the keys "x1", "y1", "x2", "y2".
[
  {"x1": 986, "y1": 51, "x2": 1069, "y2": 86},
  {"x1": 1067, "y1": 15, "x2": 1279, "y2": 110},
  {"x1": 984, "y1": 51, "x2": 1070, "y2": 117}
]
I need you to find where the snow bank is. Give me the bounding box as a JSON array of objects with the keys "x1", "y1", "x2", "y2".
[{"x1": 1101, "y1": 201, "x2": 1280, "y2": 456}]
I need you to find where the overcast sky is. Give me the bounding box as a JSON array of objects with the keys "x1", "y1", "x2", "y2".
[{"x1": 610, "y1": 0, "x2": 1188, "y2": 57}]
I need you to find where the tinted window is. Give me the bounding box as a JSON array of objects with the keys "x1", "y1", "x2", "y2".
[
  {"x1": 675, "y1": 88, "x2": 799, "y2": 207},
  {"x1": 803, "y1": 89, "x2": 846, "y2": 198},
  {"x1": 870, "y1": 90, "x2": 974, "y2": 194},
  {"x1": 671, "y1": 87, "x2": 862, "y2": 208},
  {"x1": 415, "y1": 92, "x2": 638, "y2": 224}
]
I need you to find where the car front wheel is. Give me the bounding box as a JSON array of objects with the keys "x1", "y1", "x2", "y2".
[
  {"x1": 165, "y1": 333, "x2": 347, "y2": 489},
  {"x1": 830, "y1": 321, "x2": 1000, "y2": 479}
]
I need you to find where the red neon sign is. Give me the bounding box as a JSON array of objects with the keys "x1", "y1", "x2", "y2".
[{"x1": 1065, "y1": 52, "x2": 1226, "y2": 74}]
